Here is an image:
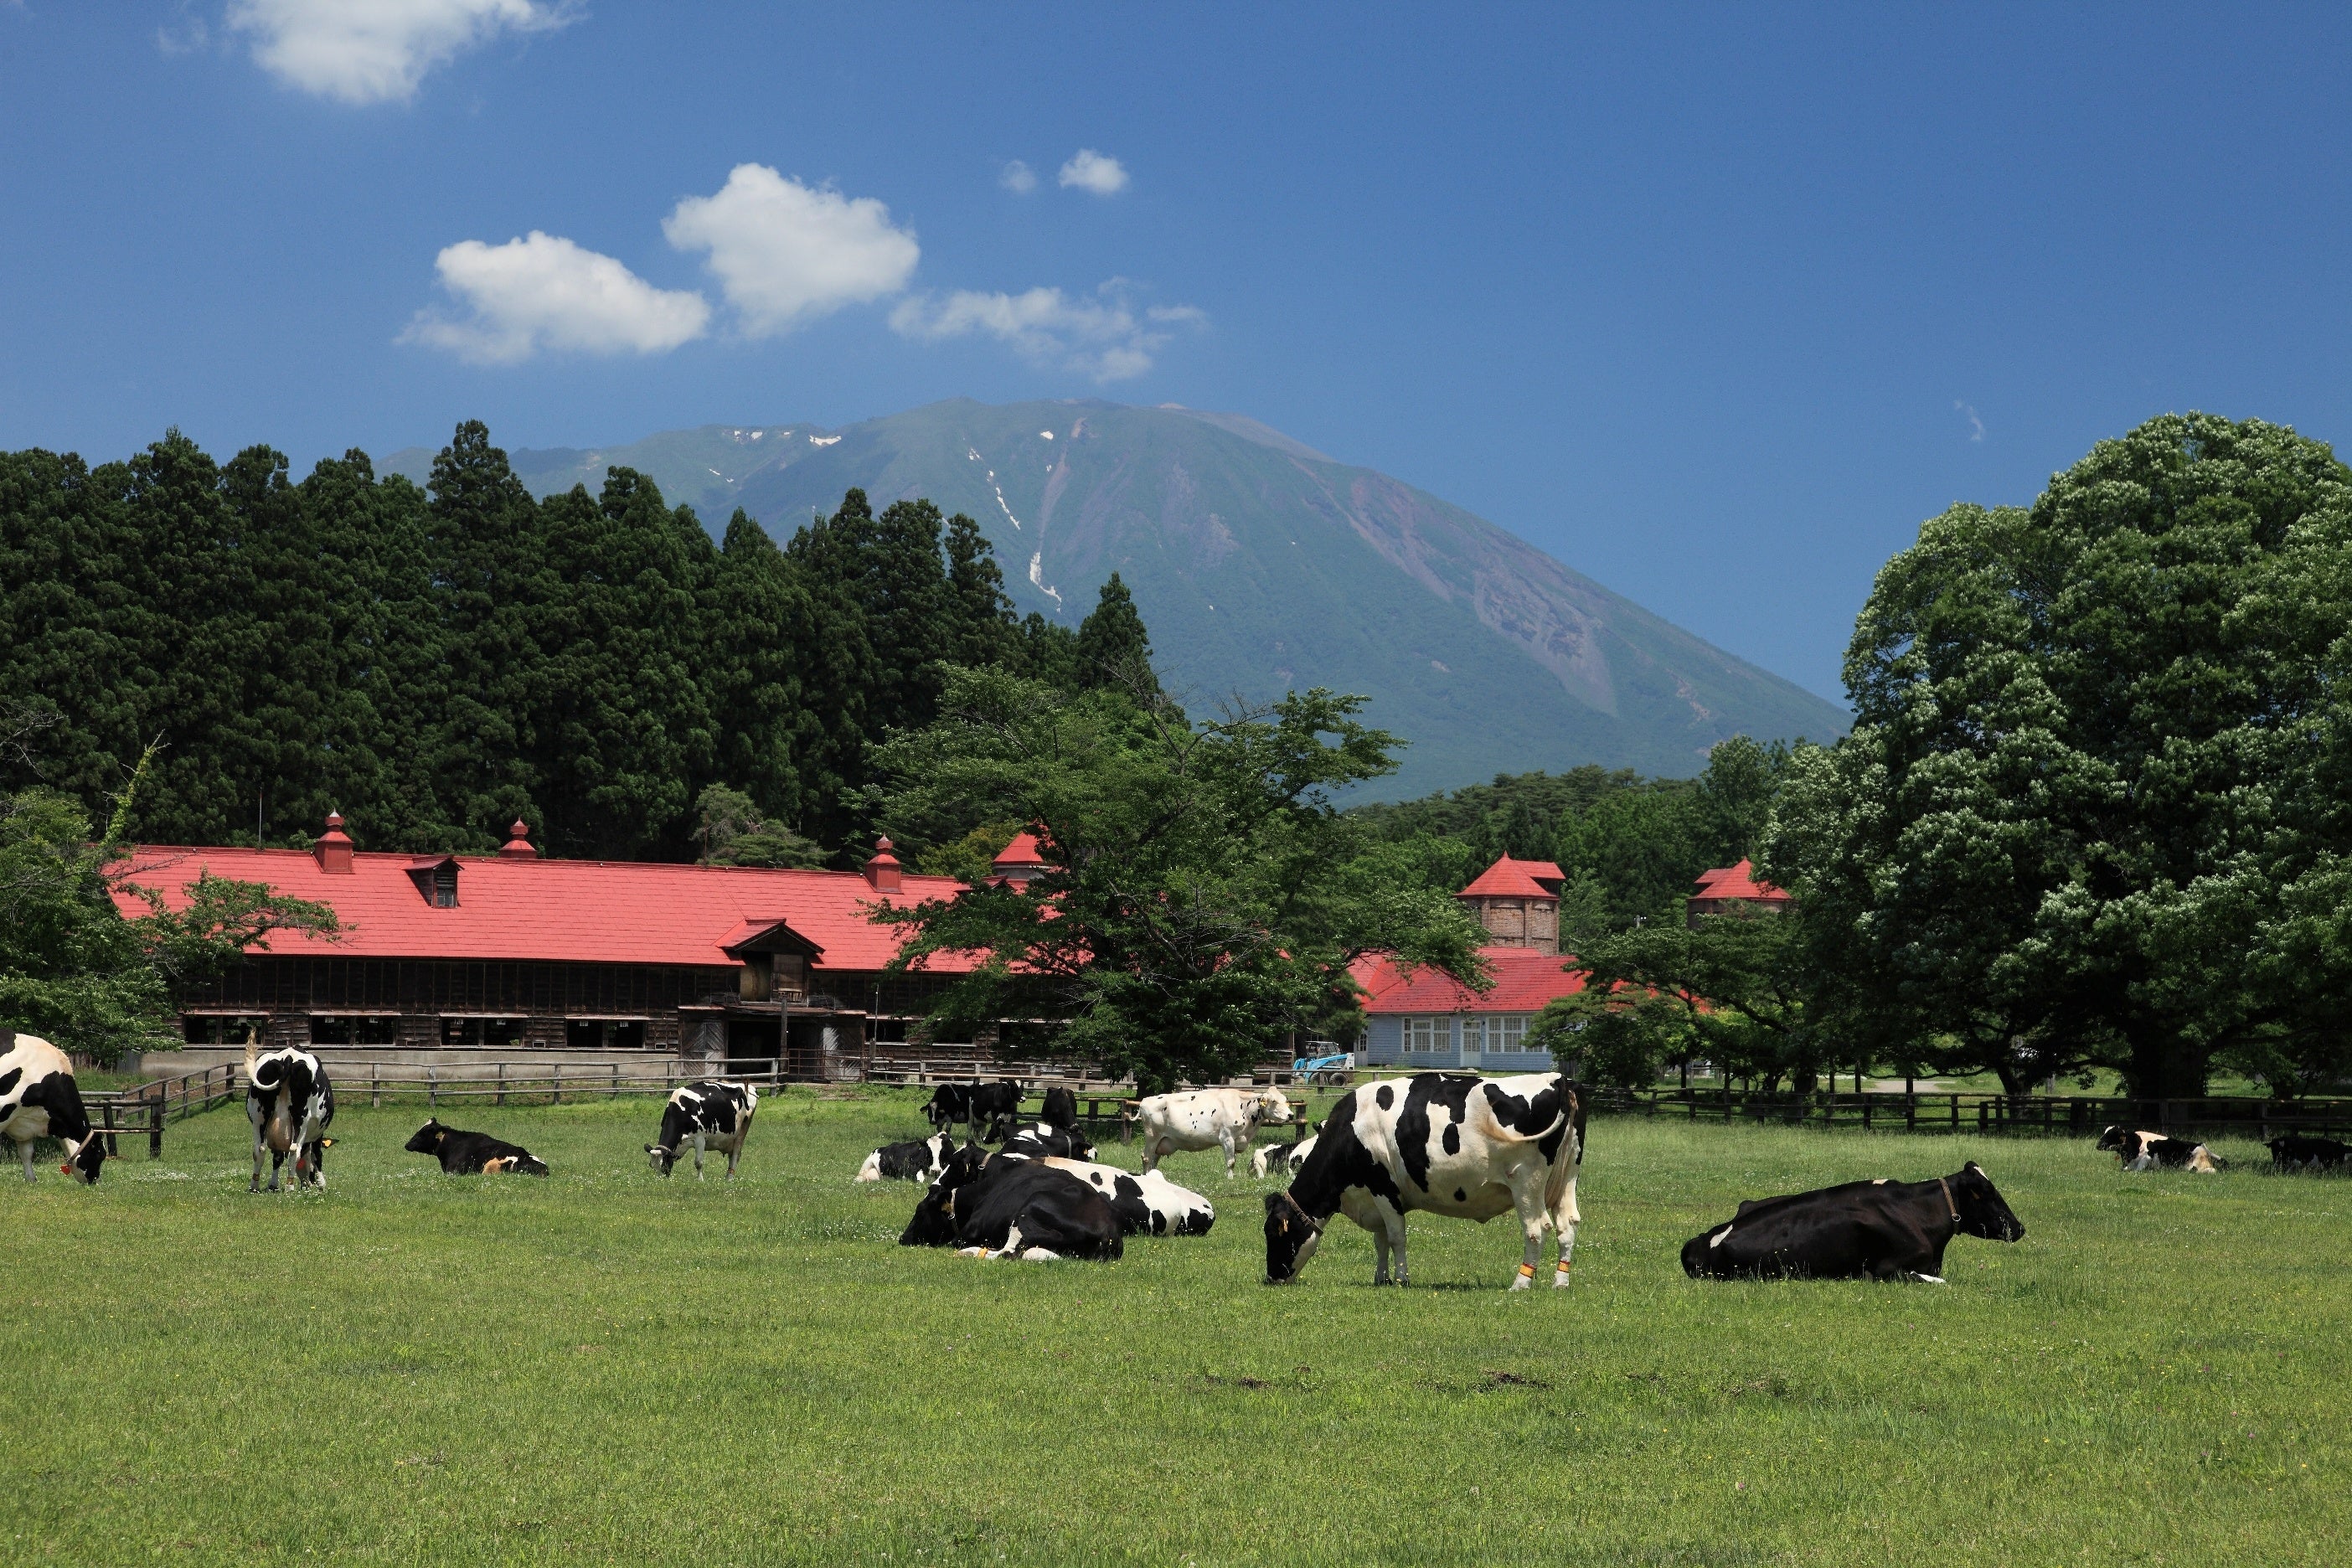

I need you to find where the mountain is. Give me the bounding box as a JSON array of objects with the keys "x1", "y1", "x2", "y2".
[{"x1": 385, "y1": 400, "x2": 1847, "y2": 798}]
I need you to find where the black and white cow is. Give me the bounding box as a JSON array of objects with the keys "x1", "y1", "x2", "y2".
[
  {"x1": 992, "y1": 1119, "x2": 1096, "y2": 1161},
  {"x1": 1263, "y1": 1072, "x2": 1586, "y2": 1291},
  {"x1": 1039, "y1": 1086, "x2": 1080, "y2": 1131},
  {"x1": 2096, "y1": 1125, "x2": 2222, "y2": 1173},
  {"x1": 646, "y1": 1081, "x2": 758, "y2": 1179},
  {"x1": 855, "y1": 1132, "x2": 968, "y2": 1183},
  {"x1": 1680, "y1": 1163, "x2": 2025, "y2": 1283},
  {"x1": 404, "y1": 1118, "x2": 550, "y2": 1175},
  {"x1": 0, "y1": 1029, "x2": 105, "y2": 1184},
  {"x1": 1250, "y1": 1127, "x2": 1320, "y2": 1179},
  {"x1": 1041, "y1": 1157, "x2": 1215, "y2": 1236},
  {"x1": 245, "y1": 1044, "x2": 334, "y2": 1193},
  {"x1": 2266, "y1": 1133, "x2": 2351, "y2": 1173},
  {"x1": 1135, "y1": 1086, "x2": 1294, "y2": 1175},
  {"x1": 898, "y1": 1154, "x2": 1123, "y2": 1261},
  {"x1": 923, "y1": 1081, "x2": 1022, "y2": 1139}
]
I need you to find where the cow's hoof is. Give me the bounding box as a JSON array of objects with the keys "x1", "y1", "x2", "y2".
[{"x1": 1508, "y1": 1276, "x2": 1532, "y2": 1292}]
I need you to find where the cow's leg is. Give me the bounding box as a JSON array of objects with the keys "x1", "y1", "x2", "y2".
[
  {"x1": 1550, "y1": 1171, "x2": 1582, "y2": 1288},
  {"x1": 249, "y1": 1110, "x2": 266, "y2": 1193},
  {"x1": 13, "y1": 1137, "x2": 31, "y2": 1184},
  {"x1": 1369, "y1": 1224, "x2": 1391, "y2": 1285},
  {"x1": 692, "y1": 1130, "x2": 708, "y2": 1179},
  {"x1": 1509, "y1": 1180, "x2": 1549, "y2": 1292},
  {"x1": 1386, "y1": 1210, "x2": 1410, "y2": 1287}
]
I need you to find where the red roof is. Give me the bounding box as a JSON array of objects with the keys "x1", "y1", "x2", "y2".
[
  {"x1": 111, "y1": 845, "x2": 975, "y2": 974},
  {"x1": 1457, "y1": 856, "x2": 1565, "y2": 900},
  {"x1": 1690, "y1": 859, "x2": 1787, "y2": 903},
  {"x1": 992, "y1": 831, "x2": 1049, "y2": 870},
  {"x1": 1349, "y1": 945, "x2": 1591, "y2": 1014}
]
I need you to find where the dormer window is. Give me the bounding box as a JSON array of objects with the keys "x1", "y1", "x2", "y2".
[{"x1": 407, "y1": 855, "x2": 460, "y2": 907}]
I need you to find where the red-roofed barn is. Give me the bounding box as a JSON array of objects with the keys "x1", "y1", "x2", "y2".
[{"x1": 1685, "y1": 859, "x2": 1790, "y2": 925}]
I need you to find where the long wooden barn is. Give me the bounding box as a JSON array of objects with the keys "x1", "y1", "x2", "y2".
[{"x1": 117, "y1": 814, "x2": 1049, "y2": 1079}]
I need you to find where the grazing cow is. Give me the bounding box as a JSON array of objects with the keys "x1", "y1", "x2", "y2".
[
  {"x1": 404, "y1": 1118, "x2": 550, "y2": 1176},
  {"x1": 245, "y1": 1043, "x2": 335, "y2": 1193},
  {"x1": 2265, "y1": 1133, "x2": 2351, "y2": 1173},
  {"x1": 1251, "y1": 1132, "x2": 1319, "y2": 1180},
  {"x1": 645, "y1": 1081, "x2": 758, "y2": 1179},
  {"x1": 855, "y1": 1132, "x2": 967, "y2": 1184},
  {"x1": 2097, "y1": 1125, "x2": 2222, "y2": 1173},
  {"x1": 1135, "y1": 1086, "x2": 1294, "y2": 1175},
  {"x1": 922, "y1": 1081, "x2": 1022, "y2": 1138},
  {"x1": 0, "y1": 1029, "x2": 104, "y2": 1184},
  {"x1": 1263, "y1": 1073, "x2": 1585, "y2": 1291},
  {"x1": 1681, "y1": 1163, "x2": 2024, "y2": 1283},
  {"x1": 1039, "y1": 1086, "x2": 1080, "y2": 1131},
  {"x1": 993, "y1": 1119, "x2": 1097, "y2": 1161},
  {"x1": 1041, "y1": 1157, "x2": 1215, "y2": 1236},
  {"x1": 898, "y1": 1155, "x2": 1123, "y2": 1261}
]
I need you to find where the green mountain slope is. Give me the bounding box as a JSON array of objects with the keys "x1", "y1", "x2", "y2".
[{"x1": 386, "y1": 400, "x2": 1846, "y2": 797}]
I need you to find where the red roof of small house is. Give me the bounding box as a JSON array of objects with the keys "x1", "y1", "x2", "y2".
[
  {"x1": 111, "y1": 843, "x2": 976, "y2": 974},
  {"x1": 1690, "y1": 859, "x2": 1787, "y2": 903},
  {"x1": 992, "y1": 830, "x2": 1049, "y2": 871},
  {"x1": 1349, "y1": 945, "x2": 1591, "y2": 1014},
  {"x1": 1457, "y1": 856, "x2": 1565, "y2": 900}
]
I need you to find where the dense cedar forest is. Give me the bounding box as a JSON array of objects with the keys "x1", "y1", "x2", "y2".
[{"x1": 0, "y1": 422, "x2": 1151, "y2": 864}]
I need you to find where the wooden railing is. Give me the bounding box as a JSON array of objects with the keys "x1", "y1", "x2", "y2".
[{"x1": 1588, "y1": 1086, "x2": 2352, "y2": 1140}]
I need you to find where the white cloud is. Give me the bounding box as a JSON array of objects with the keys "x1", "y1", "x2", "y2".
[
  {"x1": 999, "y1": 159, "x2": 1038, "y2": 194},
  {"x1": 890, "y1": 281, "x2": 1204, "y2": 382},
  {"x1": 1955, "y1": 400, "x2": 1985, "y2": 441},
  {"x1": 1057, "y1": 148, "x2": 1128, "y2": 195},
  {"x1": 401, "y1": 231, "x2": 710, "y2": 364},
  {"x1": 663, "y1": 163, "x2": 921, "y2": 338},
  {"x1": 227, "y1": 0, "x2": 575, "y2": 105}
]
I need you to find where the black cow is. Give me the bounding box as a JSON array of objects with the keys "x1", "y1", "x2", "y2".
[
  {"x1": 855, "y1": 1132, "x2": 971, "y2": 1183},
  {"x1": 245, "y1": 1044, "x2": 335, "y2": 1192},
  {"x1": 992, "y1": 1118, "x2": 1096, "y2": 1161},
  {"x1": 1680, "y1": 1163, "x2": 2024, "y2": 1283},
  {"x1": 2096, "y1": 1125, "x2": 2222, "y2": 1173},
  {"x1": 404, "y1": 1118, "x2": 550, "y2": 1175},
  {"x1": 923, "y1": 1081, "x2": 1022, "y2": 1138},
  {"x1": 2267, "y1": 1133, "x2": 2351, "y2": 1173},
  {"x1": 898, "y1": 1155, "x2": 1123, "y2": 1261},
  {"x1": 1039, "y1": 1086, "x2": 1080, "y2": 1131},
  {"x1": 0, "y1": 1029, "x2": 105, "y2": 1184},
  {"x1": 646, "y1": 1081, "x2": 758, "y2": 1179}
]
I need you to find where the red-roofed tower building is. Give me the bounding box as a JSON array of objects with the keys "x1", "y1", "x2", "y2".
[
  {"x1": 1685, "y1": 859, "x2": 1791, "y2": 926},
  {"x1": 1455, "y1": 855, "x2": 1565, "y2": 954}
]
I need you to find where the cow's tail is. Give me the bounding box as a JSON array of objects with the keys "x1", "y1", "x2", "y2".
[
  {"x1": 242, "y1": 1039, "x2": 261, "y2": 1087},
  {"x1": 1541, "y1": 1082, "x2": 1586, "y2": 1220}
]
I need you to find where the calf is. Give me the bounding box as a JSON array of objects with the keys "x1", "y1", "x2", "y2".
[
  {"x1": 1681, "y1": 1163, "x2": 2024, "y2": 1283},
  {"x1": 646, "y1": 1081, "x2": 758, "y2": 1179},
  {"x1": 1039, "y1": 1086, "x2": 1080, "y2": 1131},
  {"x1": 993, "y1": 1119, "x2": 1096, "y2": 1161},
  {"x1": 898, "y1": 1155, "x2": 1122, "y2": 1261},
  {"x1": 1135, "y1": 1086, "x2": 1294, "y2": 1175},
  {"x1": 2266, "y1": 1133, "x2": 2351, "y2": 1173},
  {"x1": 404, "y1": 1118, "x2": 550, "y2": 1176},
  {"x1": 0, "y1": 1029, "x2": 105, "y2": 1184},
  {"x1": 2096, "y1": 1125, "x2": 2222, "y2": 1173},
  {"x1": 245, "y1": 1044, "x2": 334, "y2": 1193},
  {"x1": 1042, "y1": 1157, "x2": 1215, "y2": 1236},
  {"x1": 855, "y1": 1132, "x2": 965, "y2": 1183},
  {"x1": 1251, "y1": 1132, "x2": 1319, "y2": 1180},
  {"x1": 1264, "y1": 1072, "x2": 1585, "y2": 1291}
]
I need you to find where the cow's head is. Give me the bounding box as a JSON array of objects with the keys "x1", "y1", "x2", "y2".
[
  {"x1": 1952, "y1": 1162, "x2": 2024, "y2": 1243},
  {"x1": 404, "y1": 1120, "x2": 446, "y2": 1154},
  {"x1": 941, "y1": 1142, "x2": 989, "y2": 1188},
  {"x1": 644, "y1": 1142, "x2": 679, "y2": 1176},
  {"x1": 1262, "y1": 1190, "x2": 1323, "y2": 1282},
  {"x1": 900, "y1": 1181, "x2": 959, "y2": 1247},
  {"x1": 2093, "y1": 1125, "x2": 2128, "y2": 1153},
  {"x1": 60, "y1": 1132, "x2": 105, "y2": 1185},
  {"x1": 1257, "y1": 1090, "x2": 1295, "y2": 1127},
  {"x1": 984, "y1": 1112, "x2": 1019, "y2": 1145},
  {"x1": 1065, "y1": 1130, "x2": 1098, "y2": 1163}
]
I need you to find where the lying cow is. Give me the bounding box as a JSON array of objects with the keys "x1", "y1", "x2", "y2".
[
  {"x1": 1136, "y1": 1086, "x2": 1294, "y2": 1175},
  {"x1": 0, "y1": 1029, "x2": 105, "y2": 1184},
  {"x1": 1681, "y1": 1163, "x2": 2024, "y2": 1282},
  {"x1": 1039, "y1": 1086, "x2": 1079, "y2": 1131},
  {"x1": 1042, "y1": 1157, "x2": 1215, "y2": 1236},
  {"x1": 856, "y1": 1132, "x2": 967, "y2": 1183},
  {"x1": 646, "y1": 1081, "x2": 758, "y2": 1179},
  {"x1": 899, "y1": 1153, "x2": 1122, "y2": 1261},
  {"x1": 246, "y1": 1043, "x2": 334, "y2": 1192},
  {"x1": 924, "y1": 1081, "x2": 1021, "y2": 1139},
  {"x1": 1250, "y1": 1128, "x2": 1320, "y2": 1179},
  {"x1": 2266, "y1": 1133, "x2": 2351, "y2": 1173},
  {"x1": 993, "y1": 1119, "x2": 1096, "y2": 1161},
  {"x1": 2097, "y1": 1125, "x2": 2222, "y2": 1173},
  {"x1": 1264, "y1": 1072, "x2": 1585, "y2": 1291},
  {"x1": 404, "y1": 1118, "x2": 550, "y2": 1176}
]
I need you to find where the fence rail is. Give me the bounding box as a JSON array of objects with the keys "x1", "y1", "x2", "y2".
[{"x1": 1590, "y1": 1086, "x2": 2352, "y2": 1140}]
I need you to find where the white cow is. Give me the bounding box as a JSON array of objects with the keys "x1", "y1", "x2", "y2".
[
  {"x1": 1132, "y1": 1086, "x2": 1293, "y2": 1175},
  {"x1": 1263, "y1": 1071, "x2": 1586, "y2": 1292}
]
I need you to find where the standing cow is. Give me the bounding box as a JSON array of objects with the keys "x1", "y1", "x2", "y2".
[
  {"x1": 0, "y1": 1029, "x2": 106, "y2": 1184},
  {"x1": 646, "y1": 1081, "x2": 759, "y2": 1179},
  {"x1": 1134, "y1": 1086, "x2": 1294, "y2": 1175},
  {"x1": 1263, "y1": 1073, "x2": 1585, "y2": 1291},
  {"x1": 245, "y1": 1043, "x2": 335, "y2": 1192}
]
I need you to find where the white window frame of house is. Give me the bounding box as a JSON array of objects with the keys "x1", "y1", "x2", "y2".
[
  {"x1": 1460, "y1": 1015, "x2": 1486, "y2": 1059},
  {"x1": 1496, "y1": 1014, "x2": 1528, "y2": 1055},
  {"x1": 1405, "y1": 1015, "x2": 1443, "y2": 1055}
]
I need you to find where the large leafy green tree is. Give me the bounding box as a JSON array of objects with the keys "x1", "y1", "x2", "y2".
[
  {"x1": 867, "y1": 666, "x2": 1489, "y2": 1092},
  {"x1": 1771, "y1": 414, "x2": 2352, "y2": 1098}
]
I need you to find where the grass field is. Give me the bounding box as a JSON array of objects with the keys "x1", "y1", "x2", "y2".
[{"x1": 3, "y1": 1087, "x2": 2344, "y2": 1566}]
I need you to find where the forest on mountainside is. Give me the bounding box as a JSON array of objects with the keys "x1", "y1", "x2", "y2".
[{"x1": 0, "y1": 422, "x2": 1151, "y2": 863}]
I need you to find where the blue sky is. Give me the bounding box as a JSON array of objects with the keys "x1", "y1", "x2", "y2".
[{"x1": 4, "y1": 3, "x2": 2349, "y2": 704}]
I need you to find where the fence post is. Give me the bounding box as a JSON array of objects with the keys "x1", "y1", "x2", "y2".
[
  {"x1": 497, "y1": 1061, "x2": 506, "y2": 1107},
  {"x1": 611, "y1": 1062, "x2": 619, "y2": 1098},
  {"x1": 553, "y1": 1063, "x2": 562, "y2": 1105},
  {"x1": 428, "y1": 1065, "x2": 436, "y2": 1109},
  {"x1": 148, "y1": 1102, "x2": 162, "y2": 1160},
  {"x1": 370, "y1": 1065, "x2": 380, "y2": 1110}
]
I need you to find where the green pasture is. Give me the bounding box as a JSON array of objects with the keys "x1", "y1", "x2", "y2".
[{"x1": 2, "y1": 1088, "x2": 2344, "y2": 1566}]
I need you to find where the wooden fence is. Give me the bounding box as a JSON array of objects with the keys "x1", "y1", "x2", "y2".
[{"x1": 1589, "y1": 1086, "x2": 2352, "y2": 1140}]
